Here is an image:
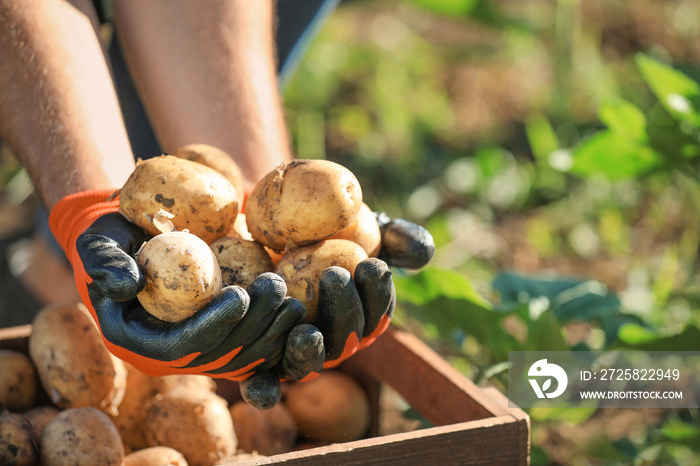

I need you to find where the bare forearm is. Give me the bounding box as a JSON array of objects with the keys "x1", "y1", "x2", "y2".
[
  {"x1": 113, "y1": 0, "x2": 293, "y2": 191},
  {"x1": 0, "y1": 0, "x2": 135, "y2": 209}
]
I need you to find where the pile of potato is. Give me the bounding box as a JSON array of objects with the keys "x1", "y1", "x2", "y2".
[
  {"x1": 0, "y1": 303, "x2": 372, "y2": 465},
  {"x1": 118, "y1": 145, "x2": 382, "y2": 324}
]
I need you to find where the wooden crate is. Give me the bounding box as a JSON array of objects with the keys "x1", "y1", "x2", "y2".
[{"x1": 0, "y1": 324, "x2": 529, "y2": 465}]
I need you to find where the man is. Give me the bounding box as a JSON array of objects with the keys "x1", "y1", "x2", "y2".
[{"x1": 0, "y1": 0, "x2": 433, "y2": 407}]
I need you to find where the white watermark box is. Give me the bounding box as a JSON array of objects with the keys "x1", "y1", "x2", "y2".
[{"x1": 508, "y1": 351, "x2": 699, "y2": 409}]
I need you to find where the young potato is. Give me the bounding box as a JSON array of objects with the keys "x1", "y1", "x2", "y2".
[
  {"x1": 28, "y1": 303, "x2": 127, "y2": 415},
  {"x1": 275, "y1": 239, "x2": 368, "y2": 322},
  {"x1": 229, "y1": 400, "x2": 298, "y2": 456},
  {"x1": 0, "y1": 350, "x2": 37, "y2": 412},
  {"x1": 23, "y1": 406, "x2": 60, "y2": 441},
  {"x1": 327, "y1": 203, "x2": 381, "y2": 257},
  {"x1": 0, "y1": 412, "x2": 38, "y2": 466},
  {"x1": 284, "y1": 371, "x2": 370, "y2": 444},
  {"x1": 119, "y1": 155, "x2": 239, "y2": 244},
  {"x1": 245, "y1": 159, "x2": 363, "y2": 251},
  {"x1": 41, "y1": 407, "x2": 124, "y2": 466},
  {"x1": 123, "y1": 446, "x2": 189, "y2": 466},
  {"x1": 172, "y1": 143, "x2": 245, "y2": 207},
  {"x1": 136, "y1": 231, "x2": 222, "y2": 323},
  {"x1": 144, "y1": 386, "x2": 236, "y2": 466},
  {"x1": 210, "y1": 237, "x2": 275, "y2": 288},
  {"x1": 111, "y1": 366, "x2": 164, "y2": 453},
  {"x1": 159, "y1": 374, "x2": 217, "y2": 394}
]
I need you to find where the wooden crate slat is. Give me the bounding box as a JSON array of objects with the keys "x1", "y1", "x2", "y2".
[
  {"x1": 345, "y1": 326, "x2": 498, "y2": 426},
  {"x1": 229, "y1": 415, "x2": 527, "y2": 466}
]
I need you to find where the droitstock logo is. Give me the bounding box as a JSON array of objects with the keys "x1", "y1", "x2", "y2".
[{"x1": 528, "y1": 359, "x2": 568, "y2": 399}]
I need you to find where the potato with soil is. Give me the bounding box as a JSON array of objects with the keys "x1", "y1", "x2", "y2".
[
  {"x1": 245, "y1": 159, "x2": 363, "y2": 251},
  {"x1": 210, "y1": 236, "x2": 275, "y2": 288},
  {"x1": 22, "y1": 406, "x2": 59, "y2": 441},
  {"x1": 144, "y1": 386, "x2": 236, "y2": 466},
  {"x1": 172, "y1": 143, "x2": 245, "y2": 206},
  {"x1": 0, "y1": 350, "x2": 37, "y2": 412},
  {"x1": 119, "y1": 155, "x2": 239, "y2": 244},
  {"x1": 111, "y1": 366, "x2": 164, "y2": 453},
  {"x1": 28, "y1": 303, "x2": 127, "y2": 414},
  {"x1": 0, "y1": 412, "x2": 38, "y2": 466},
  {"x1": 275, "y1": 239, "x2": 368, "y2": 322},
  {"x1": 41, "y1": 407, "x2": 124, "y2": 466},
  {"x1": 285, "y1": 371, "x2": 370, "y2": 443},
  {"x1": 136, "y1": 231, "x2": 222, "y2": 323},
  {"x1": 229, "y1": 400, "x2": 298, "y2": 456},
  {"x1": 328, "y1": 202, "x2": 381, "y2": 257},
  {"x1": 123, "y1": 446, "x2": 189, "y2": 466}
]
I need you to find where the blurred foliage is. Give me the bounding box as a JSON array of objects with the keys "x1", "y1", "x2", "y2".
[{"x1": 283, "y1": 0, "x2": 700, "y2": 463}]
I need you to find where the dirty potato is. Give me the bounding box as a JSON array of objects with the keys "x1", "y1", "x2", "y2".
[
  {"x1": 110, "y1": 366, "x2": 163, "y2": 453},
  {"x1": 0, "y1": 350, "x2": 37, "y2": 412},
  {"x1": 41, "y1": 407, "x2": 124, "y2": 466},
  {"x1": 0, "y1": 412, "x2": 38, "y2": 466},
  {"x1": 284, "y1": 371, "x2": 371, "y2": 444},
  {"x1": 210, "y1": 237, "x2": 275, "y2": 288},
  {"x1": 245, "y1": 159, "x2": 363, "y2": 251},
  {"x1": 328, "y1": 203, "x2": 381, "y2": 257},
  {"x1": 28, "y1": 303, "x2": 126, "y2": 414},
  {"x1": 229, "y1": 401, "x2": 298, "y2": 456},
  {"x1": 144, "y1": 386, "x2": 236, "y2": 466},
  {"x1": 172, "y1": 143, "x2": 245, "y2": 207},
  {"x1": 136, "y1": 231, "x2": 222, "y2": 323},
  {"x1": 123, "y1": 446, "x2": 189, "y2": 466},
  {"x1": 23, "y1": 406, "x2": 60, "y2": 441},
  {"x1": 275, "y1": 239, "x2": 368, "y2": 322},
  {"x1": 119, "y1": 155, "x2": 239, "y2": 244}
]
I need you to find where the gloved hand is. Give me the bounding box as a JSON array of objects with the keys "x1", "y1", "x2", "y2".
[
  {"x1": 48, "y1": 191, "x2": 324, "y2": 388},
  {"x1": 313, "y1": 213, "x2": 435, "y2": 371}
]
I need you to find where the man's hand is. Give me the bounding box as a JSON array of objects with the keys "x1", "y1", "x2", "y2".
[
  {"x1": 49, "y1": 191, "x2": 324, "y2": 409},
  {"x1": 313, "y1": 214, "x2": 435, "y2": 370}
]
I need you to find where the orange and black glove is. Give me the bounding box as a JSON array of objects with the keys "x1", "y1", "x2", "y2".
[
  {"x1": 312, "y1": 214, "x2": 435, "y2": 372},
  {"x1": 48, "y1": 191, "x2": 324, "y2": 393}
]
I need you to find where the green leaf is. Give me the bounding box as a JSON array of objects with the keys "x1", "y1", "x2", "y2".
[
  {"x1": 598, "y1": 98, "x2": 648, "y2": 142},
  {"x1": 616, "y1": 323, "x2": 700, "y2": 351},
  {"x1": 394, "y1": 267, "x2": 492, "y2": 309},
  {"x1": 635, "y1": 54, "x2": 700, "y2": 126},
  {"x1": 407, "y1": 0, "x2": 481, "y2": 17},
  {"x1": 571, "y1": 130, "x2": 663, "y2": 179},
  {"x1": 525, "y1": 114, "x2": 560, "y2": 162},
  {"x1": 527, "y1": 310, "x2": 568, "y2": 352}
]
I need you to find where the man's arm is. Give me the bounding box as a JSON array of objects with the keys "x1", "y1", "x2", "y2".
[
  {"x1": 0, "y1": 0, "x2": 135, "y2": 209},
  {"x1": 112, "y1": 0, "x2": 293, "y2": 192}
]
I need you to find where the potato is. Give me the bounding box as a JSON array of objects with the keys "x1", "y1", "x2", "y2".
[
  {"x1": 229, "y1": 400, "x2": 298, "y2": 456},
  {"x1": 0, "y1": 350, "x2": 37, "y2": 412},
  {"x1": 172, "y1": 143, "x2": 245, "y2": 207},
  {"x1": 275, "y1": 239, "x2": 368, "y2": 322},
  {"x1": 0, "y1": 412, "x2": 38, "y2": 466},
  {"x1": 40, "y1": 407, "x2": 124, "y2": 466},
  {"x1": 28, "y1": 303, "x2": 127, "y2": 414},
  {"x1": 111, "y1": 366, "x2": 163, "y2": 453},
  {"x1": 23, "y1": 406, "x2": 59, "y2": 440},
  {"x1": 119, "y1": 155, "x2": 239, "y2": 244},
  {"x1": 136, "y1": 231, "x2": 222, "y2": 323},
  {"x1": 284, "y1": 371, "x2": 370, "y2": 444},
  {"x1": 144, "y1": 386, "x2": 236, "y2": 466},
  {"x1": 123, "y1": 446, "x2": 189, "y2": 466},
  {"x1": 245, "y1": 159, "x2": 363, "y2": 251},
  {"x1": 210, "y1": 237, "x2": 275, "y2": 288},
  {"x1": 159, "y1": 375, "x2": 217, "y2": 394},
  {"x1": 328, "y1": 203, "x2": 381, "y2": 257}
]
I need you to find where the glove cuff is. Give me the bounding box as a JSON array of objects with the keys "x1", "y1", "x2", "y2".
[{"x1": 48, "y1": 190, "x2": 121, "y2": 261}]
